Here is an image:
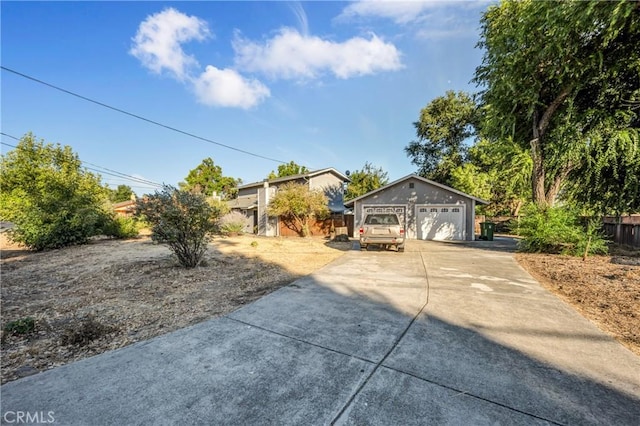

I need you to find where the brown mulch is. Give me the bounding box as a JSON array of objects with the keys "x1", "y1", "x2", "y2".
[
  {"x1": 0, "y1": 234, "x2": 352, "y2": 384},
  {"x1": 516, "y1": 249, "x2": 640, "y2": 356}
]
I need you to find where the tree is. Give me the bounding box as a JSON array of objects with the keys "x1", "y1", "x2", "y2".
[
  {"x1": 345, "y1": 162, "x2": 389, "y2": 200},
  {"x1": 450, "y1": 138, "x2": 532, "y2": 216},
  {"x1": 136, "y1": 185, "x2": 216, "y2": 267},
  {"x1": 267, "y1": 182, "x2": 329, "y2": 237},
  {"x1": 110, "y1": 184, "x2": 135, "y2": 203},
  {"x1": 267, "y1": 161, "x2": 309, "y2": 180},
  {"x1": 405, "y1": 90, "x2": 477, "y2": 185},
  {"x1": 179, "y1": 157, "x2": 241, "y2": 200},
  {"x1": 0, "y1": 133, "x2": 110, "y2": 250},
  {"x1": 474, "y1": 0, "x2": 640, "y2": 207}
]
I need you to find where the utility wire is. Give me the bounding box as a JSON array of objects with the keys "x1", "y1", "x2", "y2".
[
  {"x1": 1, "y1": 66, "x2": 287, "y2": 165},
  {"x1": 1, "y1": 135, "x2": 163, "y2": 189}
]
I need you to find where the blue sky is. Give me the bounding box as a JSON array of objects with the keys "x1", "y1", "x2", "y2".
[{"x1": 1, "y1": 1, "x2": 489, "y2": 194}]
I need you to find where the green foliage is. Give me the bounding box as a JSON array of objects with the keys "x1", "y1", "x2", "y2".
[
  {"x1": 267, "y1": 161, "x2": 309, "y2": 180},
  {"x1": 475, "y1": 0, "x2": 640, "y2": 207},
  {"x1": 206, "y1": 197, "x2": 231, "y2": 218},
  {"x1": 0, "y1": 133, "x2": 110, "y2": 250},
  {"x1": 3, "y1": 317, "x2": 36, "y2": 335},
  {"x1": 137, "y1": 185, "x2": 216, "y2": 267},
  {"x1": 218, "y1": 211, "x2": 247, "y2": 235},
  {"x1": 109, "y1": 185, "x2": 134, "y2": 203},
  {"x1": 516, "y1": 205, "x2": 608, "y2": 256},
  {"x1": 268, "y1": 182, "x2": 329, "y2": 237},
  {"x1": 405, "y1": 90, "x2": 477, "y2": 185},
  {"x1": 100, "y1": 215, "x2": 141, "y2": 239},
  {"x1": 567, "y1": 114, "x2": 640, "y2": 215},
  {"x1": 451, "y1": 138, "x2": 532, "y2": 216},
  {"x1": 179, "y1": 157, "x2": 241, "y2": 200},
  {"x1": 345, "y1": 162, "x2": 389, "y2": 200}
]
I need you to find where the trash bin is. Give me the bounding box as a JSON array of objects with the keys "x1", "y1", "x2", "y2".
[{"x1": 480, "y1": 222, "x2": 496, "y2": 241}]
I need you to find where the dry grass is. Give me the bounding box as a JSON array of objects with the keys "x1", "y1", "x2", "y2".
[{"x1": 0, "y1": 234, "x2": 351, "y2": 384}]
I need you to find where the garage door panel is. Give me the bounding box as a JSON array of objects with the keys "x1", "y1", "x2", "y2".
[{"x1": 417, "y1": 205, "x2": 465, "y2": 241}]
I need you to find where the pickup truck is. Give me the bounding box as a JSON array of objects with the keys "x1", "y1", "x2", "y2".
[{"x1": 359, "y1": 213, "x2": 405, "y2": 252}]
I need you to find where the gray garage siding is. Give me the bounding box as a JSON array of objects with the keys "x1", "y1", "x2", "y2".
[{"x1": 350, "y1": 175, "x2": 486, "y2": 241}]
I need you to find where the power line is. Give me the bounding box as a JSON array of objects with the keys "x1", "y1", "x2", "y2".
[
  {"x1": 1, "y1": 134, "x2": 163, "y2": 189},
  {"x1": 1, "y1": 66, "x2": 288, "y2": 165}
]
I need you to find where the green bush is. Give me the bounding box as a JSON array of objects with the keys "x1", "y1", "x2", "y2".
[
  {"x1": 0, "y1": 133, "x2": 110, "y2": 251},
  {"x1": 516, "y1": 205, "x2": 608, "y2": 256},
  {"x1": 218, "y1": 211, "x2": 246, "y2": 235},
  {"x1": 4, "y1": 317, "x2": 36, "y2": 335},
  {"x1": 136, "y1": 185, "x2": 216, "y2": 267},
  {"x1": 100, "y1": 215, "x2": 141, "y2": 239}
]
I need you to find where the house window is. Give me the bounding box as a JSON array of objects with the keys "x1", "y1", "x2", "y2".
[
  {"x1": 409, "y1": 182, "x2": 414, "y2": 189},
  {"x1": 441, "y1": 208, "x2": 449, "y2": 212},
  {"x1": 430, "y1": 208, "x2": 438, "y2": 213},
  {"x1": 419, "y1": 208, "x2": 427, "y2": 213},
  {"x1": 452, "y1": 208, "x2": 460, "y2": 212}
]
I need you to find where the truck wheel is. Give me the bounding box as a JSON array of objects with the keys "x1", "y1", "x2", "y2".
[{"x1": 360, "y1": 244, "x2": 367, "y2": 251}]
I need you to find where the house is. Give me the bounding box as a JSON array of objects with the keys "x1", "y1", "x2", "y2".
[
  {"x1": 228, "y1": 168, "x2": 350, "y2": 236},
  {"x1": 113, "y1": 199, "x2": 136, "y2": 217},
  {"x1": 345, "y1": 174, "x2": 489, "y2": 241}
]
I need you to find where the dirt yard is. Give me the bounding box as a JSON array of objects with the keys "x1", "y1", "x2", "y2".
[
  {"x1": 0, "y1": 234, "x2": 351, "y2": 384},
  {"x1": 516, "y1": 249, "x2": 640, "y2": 357},
  {"x1": 1, "y1": 234, "x2": 638, "y2": 385}
]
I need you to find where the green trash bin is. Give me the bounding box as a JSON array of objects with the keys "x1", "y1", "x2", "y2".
[{"x1": 480, "y1": 222, "x2": 496, "y2": 241}]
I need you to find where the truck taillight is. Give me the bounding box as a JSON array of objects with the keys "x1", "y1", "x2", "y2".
[
  {"x1": 400, "y1": 229, "x2": 405, "y2": 235},
  {"x1": 359, "y1": 227, "x2": 364, "y2": 234}
]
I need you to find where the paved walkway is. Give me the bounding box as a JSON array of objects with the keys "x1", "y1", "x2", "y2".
[{"x1": 2, "y1": 239, "x2": 639, "y2": 425}]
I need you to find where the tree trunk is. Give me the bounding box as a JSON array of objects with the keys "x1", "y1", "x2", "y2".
[{"x1": 529, "y1": 86, "x2": 573, "y2": 208}]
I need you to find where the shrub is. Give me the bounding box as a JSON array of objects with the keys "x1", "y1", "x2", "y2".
[
  {"x1": 3, "y1": 317, "x2": 36, "y2": 335},
  {"x1": 0, "y1": 133, "x2": 110, "y2": 251},
  {"x1": 100, "y1": 215, "x2": 141, "y2": 239},
  {"x1": 136, "y1": 185, "x2": 216, "y2": 267},
  {"x1": 517, "y1": 205, "x2": 608, "y2": 256},
  {"x1": 61, "y1": 315, "x2": 115, "y2": 346},
  {"x1": 218, "y1": 211, "x2": 246, "y2": 235}
]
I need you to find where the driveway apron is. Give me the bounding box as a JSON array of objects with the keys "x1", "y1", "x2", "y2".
[{"x1": 1, "y1": 239, "x2": 639, "y2": 425}]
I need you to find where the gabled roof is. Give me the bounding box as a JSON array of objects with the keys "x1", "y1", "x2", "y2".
[
  {"x1": 344, "y1": 174, "x2": 490, "y2": 206},
  {"x1": 238, "y1": 167, "x2": 350, "y2": 190}
]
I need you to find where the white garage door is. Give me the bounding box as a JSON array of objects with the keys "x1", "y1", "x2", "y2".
[{"x1": 417, "y1": 205, "x2": 465, "y2": 240}]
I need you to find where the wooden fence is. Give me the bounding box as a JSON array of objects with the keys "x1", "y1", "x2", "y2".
[
  {"x1": 603, "y1": 222, "x2": 640, "y2": 248},
  {"x1": 278, "y1": 213, "x2": 352, "y2": 237}
]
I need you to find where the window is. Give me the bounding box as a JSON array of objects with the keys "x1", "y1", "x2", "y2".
[
  {"x1": 409, "y1": 182, "x2": 414, "y2": 189},
  {"x1": 430, "y1": 208, "x2": 438, "y2": 213},
  {"x1": 441, "y1": 208, "x2": 448, "y2": 212},
  {"x1": 452, "y1": 208, "x2": 460, "y2": 213},
  {"x1": 419, "y1": 208, "x2": 427, "y2": 213}
]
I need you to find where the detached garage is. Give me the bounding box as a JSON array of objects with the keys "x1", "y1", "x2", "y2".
[{"x1": 345, "y1": 174, "x2": 488, "y2": 241}]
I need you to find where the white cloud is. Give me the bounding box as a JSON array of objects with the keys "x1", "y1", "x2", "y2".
[
  {"x1": 193, "y1": 66, "x2": 270, "y2": 109},
  {"x1": 130, "y1": 8, "x2": 210, "y2": 80},
  {"x1": 233, "y1": 28, "x2": 403, "y2": 80},
  {"x1": 339, "y1": 0, "x2": 440, "y2": 25}
]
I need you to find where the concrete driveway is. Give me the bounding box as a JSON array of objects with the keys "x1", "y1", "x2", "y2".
[{"x1": 2, "y1": 238, "x2": 639, "y2": 425}]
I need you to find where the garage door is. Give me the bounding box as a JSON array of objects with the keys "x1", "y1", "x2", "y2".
[{"x1": 417, "y1": 205, "x2": 465, "y2": 240}]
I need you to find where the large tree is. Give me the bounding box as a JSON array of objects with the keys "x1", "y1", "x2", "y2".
[
  {"x1": 0, "y1": 133, "x2": 110, "y2": 250},
  {"x1": 267, "y1": 161, "x2": 309, "y2": 180},
  {"x1": 474, "y1": 0, "x2": 640, "y2": 208},
  {"x1": 109, "y1": 184, "x2": 135, "y2": 203},
  {"x1": 267, "y1": 182, "x2": 329, "y2": 237},
  {"x1": 405, "y1": 90, "x2": 477, "y2": 185},
  {"x1": 179, "y1": 157, "x2": 241, "y2": 200},
  {"x1": 345, "y1": 162, "x2": 389, "y2": 200}
]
